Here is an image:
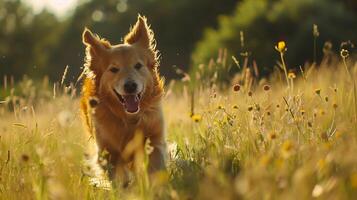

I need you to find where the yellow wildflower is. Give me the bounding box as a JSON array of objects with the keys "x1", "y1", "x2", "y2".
[
  {"x1": 335, "y1": 131, "x2": 343, "y2": 139},
  {"x1": 191, "y1": 114, "x2": 202, "y2": 123},
  {"x1": 288, "y1": 72, "x2": 296, "y2": 79},
  {"x1": 281, "y1": 140, "x2": 294, "y2": 158},
  {"x1": 320, "y1": 109, "x2": 325, "y2": 115},
  {"x1": 260, "y1": 155, "x2": 271, "y2": 166},
  {"x1": 282, "y1": 140, "x2": 293, "y2": 151},
  {"x1": 275, "y1": 41, "x2": 287, "y2": 53},
  {"x1": 350, "y1": 172, "x2": 357, "y2": 188},
  {"x1": 317, "y1": 158, "x2": 326, "y2": 171}
]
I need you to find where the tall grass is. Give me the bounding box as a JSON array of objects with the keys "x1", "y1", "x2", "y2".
[{"x1": 1, "y1": 54, "x2": 357, "y2": 199}]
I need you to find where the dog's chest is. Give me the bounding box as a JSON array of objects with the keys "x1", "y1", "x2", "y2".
[{"x1": 92, "y1": 110, "x2": 152, "y2": 152}]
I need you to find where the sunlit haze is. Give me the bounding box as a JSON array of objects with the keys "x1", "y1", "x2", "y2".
[{"x1": 23, "y1": 0, "x2": 78, "y2": 17}]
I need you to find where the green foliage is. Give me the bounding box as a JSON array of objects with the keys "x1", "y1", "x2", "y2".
[
  {"x1": 191, "y1": 0, "x2": 357, "y2": 80},
  {"x1": 0, "y1": 0, "x2": 64, "y2": 79},
  {"x1": 1, "y1": 0, "x2": 357, "y2": 83}
]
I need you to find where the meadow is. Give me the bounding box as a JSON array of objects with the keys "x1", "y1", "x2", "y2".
[{"x1": 0, "y1": 46, "x2": 357, "y2": 200}]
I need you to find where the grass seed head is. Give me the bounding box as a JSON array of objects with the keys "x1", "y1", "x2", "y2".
[
  {"x1": 263, "y1": 85, "x2": 270, "y2": 91},
  {"x1": 323, "y1": 41, "x2": 333, "y2": 54},
  {"x1": 315, "y1": 89, "x2": 321, "y2": 95},
  {"x1": 233, "y1": 84, "x2": 241, "y2": 92},
  {"x1": 333, "y1": 103, "x2": 338, "y2": 109},
  {"x1": 300, "y1": 109, "x2": 305, "y2": 115},
  {"x1": 255, "y1": 104, "x2": 260, "y2": 111},
  {"x1": 313, "y1": 24, "x2": 320, "y2": 38},
  {"x1": 268, "y1": 132, "x2": 277, "y2": 140},
  {"x1": 21, "y1": 154, "x2": 29, "y2": 162},
  {"x1": 320, "y1": 132, "x2": 328, "y2": 141}
]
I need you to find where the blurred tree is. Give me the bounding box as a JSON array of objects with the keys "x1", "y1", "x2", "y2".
[
  {"x1": 191, "y1": 0, "x2": 357, "y2": 81},
  {"x1": 343, "y1": 0, "x2": 357, "y2": 12},
  {"x1": 1, "y1": 0, "x2": 238, "y2": 82},
  {"x1": 3, "y1": 0, "x2": 356, "y2": 83},
  {"x1": 0, "y1": 0, "x2": 63, "y2": 80},
  {"x1": 48, "y1": 0, "x2": 238, "y2": 82}
]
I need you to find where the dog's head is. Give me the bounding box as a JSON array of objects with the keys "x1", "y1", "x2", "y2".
[{"x1": 82, "y1": 16, "x2": 161, "y2": 115}]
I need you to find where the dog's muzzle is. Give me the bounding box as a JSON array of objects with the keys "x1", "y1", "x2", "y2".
[{"x1": 113, "y1": 89, "x2": 143, "y2": 114}]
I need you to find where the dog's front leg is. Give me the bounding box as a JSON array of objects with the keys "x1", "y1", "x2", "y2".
[
  {"x1": 147, "y1": 141, "x2": 166, "y2": 174},
  {"x1": 99, "y1": 152, "x2": 130, "y2": 187},
  {"x1": 113, "y1": 163, "x2": 130, "y2": 188},
  {"x1": 97, "y1": 150, "x2": 118, "y2": 180}
]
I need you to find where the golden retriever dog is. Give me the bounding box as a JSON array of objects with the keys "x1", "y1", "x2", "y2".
[{"x1": 80, "y1": 15, "x2": 166, "y2": 184}]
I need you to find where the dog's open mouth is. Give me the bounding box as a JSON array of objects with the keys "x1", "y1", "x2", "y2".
[{"x1": 114, "y1": 90, "x2": 142, "y2": 114}]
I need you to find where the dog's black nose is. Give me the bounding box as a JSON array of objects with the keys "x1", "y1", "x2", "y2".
[{"x1": 124, "y1": 80, "x2": 137, "y2": 94}]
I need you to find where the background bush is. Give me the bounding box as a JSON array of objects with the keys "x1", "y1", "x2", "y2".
[
  {"x1": 0, "y1": 0, "x2": 237, "y2": 81},
  {"x1": 191, "y1": 0, "x2": 357, "y2": 80},
  {"x1": 1, "y1": 0, "x2": 357, "y2": 83}
]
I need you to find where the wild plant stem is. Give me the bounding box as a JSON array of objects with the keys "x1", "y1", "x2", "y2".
[
  {"x1": 299, "y1": 66, "x2": 307, "y2": 82},
  {"x1": 313, "y1": 37, "x2": 317, "y2": 64},
  {"x1": 280, "y1": 53, "x2": 290, "y2": 88},
  {"x1": 342, "y1": 58, "x2": 350, "y2": 78},
  {"x1": 190, "y1": 89, "x2": 195, "y2": 116},
  {"x1": 342, "y1": 57, "x2": 357, "y2": 124},
  {"x1": 283, "y1": 97, "x2": 303, "y2": 144}
]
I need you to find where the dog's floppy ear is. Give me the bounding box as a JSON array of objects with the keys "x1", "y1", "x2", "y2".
[{"x1": 124, "y1": 15, "x2": 158, "y2": 67}]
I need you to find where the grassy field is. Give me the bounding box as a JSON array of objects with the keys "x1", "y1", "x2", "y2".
[{"x1": 1, "y1": 53, "x2": 357, "y2": 199}]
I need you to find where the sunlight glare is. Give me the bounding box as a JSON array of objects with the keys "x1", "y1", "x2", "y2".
[{"x1": 24, "y1": 0, "x2": 77, "y2": 17}]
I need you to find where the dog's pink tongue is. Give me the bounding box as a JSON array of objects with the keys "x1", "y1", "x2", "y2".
[{"x1": 123, "y1": 95, "x2": 139, "y2": 113}]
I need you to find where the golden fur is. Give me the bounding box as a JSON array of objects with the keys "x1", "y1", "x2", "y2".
[{"x1": 80, "y1": 15, "x2": 166, "y2": 183}]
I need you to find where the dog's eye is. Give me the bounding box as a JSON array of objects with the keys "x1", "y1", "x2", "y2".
[
  {"x1": 109, "y1": 67, "x2": 119, "y2": 73},
  {"x1": 134, "y1": 63, "x2": 142, "y2": 70}
]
